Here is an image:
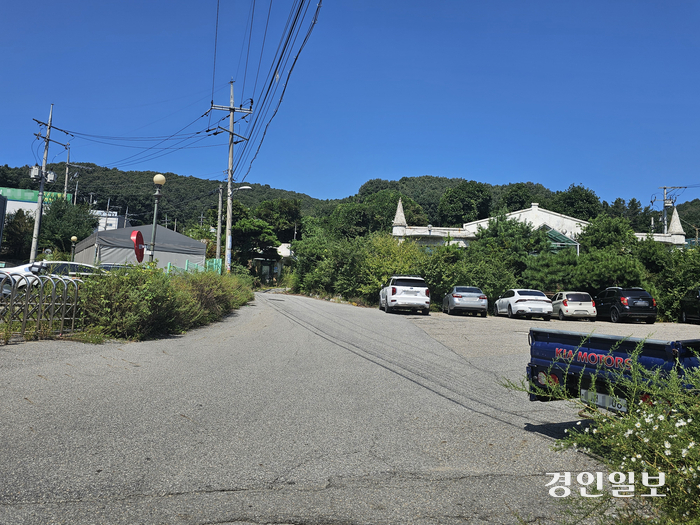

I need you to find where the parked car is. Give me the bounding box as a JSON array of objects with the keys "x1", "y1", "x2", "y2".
[
  {"x1": 9, "y1": 261, "x2": 102, "y2": 279},
  {"x1": 3, "y1": 261, "x2": 102, "y2": 289},
  {"x1": 594, "y1": 287, "x2": 657, "y2": 324},
  {"x1": 442, "y1": 286, "x2": 488, "y2": 316},
  {"x1": 551, "y1": 291, "x2": 596, "y2": 321},
  {"x1": 379, "y1": 275, "x2": 430, "y2": 315},
  {"x1": 493, "y1": 289, "x2": 552, "y2": 320},
  {"x1": 680, "y1": 288, "x2": 700, "y2": 323},
  {"x1": 98, "y1": 263, "x2": 131, "y2": 272}
]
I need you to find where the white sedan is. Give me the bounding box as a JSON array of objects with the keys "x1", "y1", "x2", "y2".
[
  {"x1": 552, "y1": 291, "x2": 596, "y2": 321},
  {"x1": 493, "y1": 289, "x2": 552, "y2": 320}
]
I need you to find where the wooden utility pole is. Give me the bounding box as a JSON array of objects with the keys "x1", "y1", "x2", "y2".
[
  {"x1": 211, "y1": 81, "x2": 252, "y2": 273},
  {"x1": 63, "y1": 144, "x2": 70, "y2": 198},
  {"x1": 29, "y1": 104, "x2": 53, "y2": 263},
  {"x1": 216, "y1": 184, "x2": 223, "y2": 260}
]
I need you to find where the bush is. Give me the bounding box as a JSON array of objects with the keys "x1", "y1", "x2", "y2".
[{"x1": 78, "y1": 265, "x2": 253, "y2": 340}]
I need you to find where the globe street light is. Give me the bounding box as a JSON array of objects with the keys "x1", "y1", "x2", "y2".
[
  {"x1": 70, "y1": 235, "x2": 78, "y2": 262},
  {"x1": 149, "y1": 174, "x2": 166, "y2": 263}
]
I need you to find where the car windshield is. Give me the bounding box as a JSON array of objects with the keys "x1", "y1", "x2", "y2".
[
  {"x1": 566, "y1": 293, "x2": 591, "y2": 302},
  {"x1": 455, "y1": 287, "x2": 482, "y2": 294},
  {"x1": 518, "y1": 290, "x2": 546, "y2": 297},
  {"x1": 395, "y1": 279, "x2": 426, "y2": 287}
]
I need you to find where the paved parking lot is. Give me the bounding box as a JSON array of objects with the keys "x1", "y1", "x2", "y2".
[{"x1": 407, "y1": 310, "x2": 700, "y2": 361}]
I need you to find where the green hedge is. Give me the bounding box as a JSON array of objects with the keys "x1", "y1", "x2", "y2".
[{"x1": 78, "y1": 265, "x2": 253, "y2": 340}]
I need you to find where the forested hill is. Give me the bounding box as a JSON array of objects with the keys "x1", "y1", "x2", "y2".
[
  {"x1": 356, "y1": 177, "x2": 556, "y2": 225},
  {"x1": 0, "y1": 163, "x2": 340, "y2": 226},
  {"x1": 2, "y1": 162, "x2": 699, "y2": 235}
]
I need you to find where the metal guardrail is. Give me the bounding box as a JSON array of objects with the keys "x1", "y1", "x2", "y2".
[{"x1": 0, "y1": 273, "x2": 82, "y2": 343}]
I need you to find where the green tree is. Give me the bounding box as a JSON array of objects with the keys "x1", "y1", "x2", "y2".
[
  {"x1": 254, "y1": 199, "x2": 302, "y2": 243},
  {"x1": 437, "y1": 180, "x2": 491, "y2": 227},
  {"x1": 577, "y1": 215, "x2": 638, "y2": 253},
  {"x1": 570, "y1": 248, "x2": 647, "y2": 295},
  {"x1": 231, "y1": 217, "x2": 280, "y2": 268},
  {"x1": 1, "y1": 209, "x2": 34, "y2": 261},
  {"x1": 495, "y1": 182, "x2": 535, "y2": 213},
  {"x1": 522, "y1": 249, "x2": 579, "y2": 293},
  {"x1": 470, "y1": 213, "x2": 551, "y2": 279},
  {"x1": 361, "y1": 190, "x2": 427, "y2": 229},
  {"x1": 41, "y1": 198, "x2": 98, "y2": 253},
  {"x1": 549, "y1": 184, "x2": 601, "y2": 221},
  {"x1": 328, "y1": 191, "x2": 427, "y2": 239}
]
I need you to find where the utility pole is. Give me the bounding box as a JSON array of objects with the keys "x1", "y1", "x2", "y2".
[
  {"x1": 29, "y1": 105, "x2": 53, "y2": 263},
  {"x1": 63, "y1": 144, "x2": 70, "y2": 198},
  {"x1": 660, "y1": 186, "x2": 686, "y2": 234},
  {"x1": 199, "y1": 211, "x2": 205, "y2": 227},
  {"x1": 211, "y1": 81, "x2": 252, "y2": 273},
  {"x1": 216, "y1": 184, "x2": 223, "y2": 260}
]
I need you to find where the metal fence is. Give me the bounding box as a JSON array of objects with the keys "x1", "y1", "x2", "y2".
[
  {"x1": 165, "y1": 258, "x2": 223, "y2": 275},
  {"x1": 0, "y1": 273, "x2": 82, "y2": 342}
]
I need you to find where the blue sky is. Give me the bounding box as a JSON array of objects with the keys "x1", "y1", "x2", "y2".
[{"x1": 1, "y1": 1, "x2": 699, "y2": 209}]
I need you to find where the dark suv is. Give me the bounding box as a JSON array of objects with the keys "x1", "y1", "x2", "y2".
[{"x1": 594, "y1": 287, "x2": 657, "y2": 324}]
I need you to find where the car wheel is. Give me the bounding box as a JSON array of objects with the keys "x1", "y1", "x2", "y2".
[
  {"x1": 385, "y1": 302, "x2": 391, "y2": 314},
  {"x1": 423, "y1": 309, "x2": 430, "y2": 316},
  {"x1": 646, "y1": 317, "x2": 656, "y2": 324},
  {"x1": 558, "y1": 310, "x2": 565, "y2": 321},
  {"x1": 543, "y1": 315, "x2": 551, "y2": 321},
  {"x1": 682, "y1": 311, "x2": 687, "y2": 323},
  {"x1": 589, "y1": 317, "x2": 596, "y2": 322},
  {"x1": 610, "y1": 307, "x2": 620, "y2": 323},
  {"x1": 481, "y1": 310, "x2": 487, "y2": 318},
  {"x1": 507, "y1": 305, "x2": 514, "y2": 318},
  {"x1": 493, "y1": 304, "x2": 499, "y2": 317}
]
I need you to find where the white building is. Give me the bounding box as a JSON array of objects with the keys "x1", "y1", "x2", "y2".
[{"x1": 391, "y1": 200, "x2": 687, "y2": 249}]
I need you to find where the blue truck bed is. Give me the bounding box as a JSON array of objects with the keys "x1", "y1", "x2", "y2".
[{"x1": 526, "y1": 328, "x2": 700, "y2": 411}]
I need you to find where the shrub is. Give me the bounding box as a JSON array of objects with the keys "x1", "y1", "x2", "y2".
[{"x1": 78, "y1": 265, "x2": 253, "y2": 340}]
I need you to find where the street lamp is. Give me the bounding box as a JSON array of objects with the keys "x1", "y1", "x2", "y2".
[
  {"x1": 70, "y1": 236, "x2": 78, "y2": 262},
  {"x1": 149, "y1": 174, "x2": 166, "y2": 263},
  {"x1": 225, "y1": 185, "x2": 252, "y2": 273}
]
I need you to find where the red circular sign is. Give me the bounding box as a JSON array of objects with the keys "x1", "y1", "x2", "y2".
[{"x1": 131, "y1": 230, "x2": 145, "y2": 263}]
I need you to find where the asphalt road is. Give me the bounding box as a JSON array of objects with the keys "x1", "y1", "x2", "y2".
[{"x1": 2, "y1": 293, "x2": 695, "y2": 524}]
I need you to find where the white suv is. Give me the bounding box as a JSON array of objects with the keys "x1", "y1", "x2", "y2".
[{"x1": 379, "y1": 275, "x2": 431, "y2": 315}]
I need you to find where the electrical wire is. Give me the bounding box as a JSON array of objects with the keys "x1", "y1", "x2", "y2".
[
  {"x1": 237, "y1": 0, "x2": 322, "y2": 182},
  {"x1": 210, "y1": 0, "x2": 221, "y2": 131}
]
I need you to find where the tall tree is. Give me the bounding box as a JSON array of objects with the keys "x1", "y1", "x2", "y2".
[
  {"x1": 1, "y1": 209, "x2": 34, "y2": 261},
  {"x1": 495, "y1": 182, "x2": 535, "y2": 213},
  {"x1": 577, "y1": 215, "x2": 638, "y2": 254},
  {"x1": 40, "y1": 198, "x2": 98, "y2": 253},
  {"x1": 254, "y1": 199, "x2": 302, "y2": 243},
  {"x1": 549, "y1": 184, "x2": 601, "y2": 221},
  {"x1": 437, "y1": 180, "x2": 491, "y2": 227}
]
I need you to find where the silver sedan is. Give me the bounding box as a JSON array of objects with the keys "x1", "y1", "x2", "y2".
[{"x1": 442, "y1": 286, "x2": 488, "y2": 316}]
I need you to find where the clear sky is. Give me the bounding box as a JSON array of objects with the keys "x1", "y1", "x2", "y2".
[{"x1": 1, "y1": 1, "x2": 699, "y2": 209}]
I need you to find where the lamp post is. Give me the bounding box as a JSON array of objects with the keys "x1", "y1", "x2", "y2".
[
  {"x1": 149, "y1": 174, "x2": 166, "y2": 263},
  {"x1": 70, "y1": 236, "x2": 77, "y2": 262},
  {"x1": 225, "y1": 185, "x2": 252, "y2": 273}
]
